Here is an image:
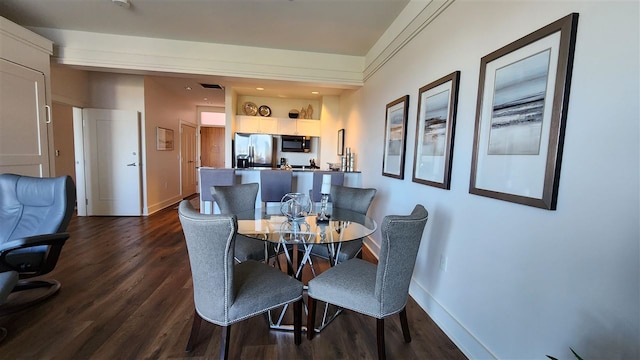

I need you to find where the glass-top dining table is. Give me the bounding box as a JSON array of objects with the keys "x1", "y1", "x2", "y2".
[
  {"x1": 236, "y1": 206, "x2": 377, "y2": 275},
  {"x1": 235, "y1": 205, "x2": 377, "y2": 332}
]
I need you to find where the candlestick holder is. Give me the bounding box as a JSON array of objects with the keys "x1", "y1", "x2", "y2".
[{"x1": 316, "y1": 193, "x2": 330, "y2": 222}]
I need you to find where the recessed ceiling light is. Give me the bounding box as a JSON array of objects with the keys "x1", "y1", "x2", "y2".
[
  {"x1": 185, "y1": 86, "x2": 192, "y2": 91},
  {"x1": 203, "y1": 98, "x2": 208, "y2": 101},
  {"x1": 311, "y1": 91, "x2": 319, "y2": 94},
  {"x1": 112, "y1": 0, "x2": 131, "y2": 9},
  {"x1": 256, "y1": 87, "x2": 264, "y2": 91}
]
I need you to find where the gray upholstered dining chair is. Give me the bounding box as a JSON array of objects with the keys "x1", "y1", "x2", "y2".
[
  {"x1": 0, "y1": 173, "x2": 75, "y2": 313},
  {"x1": 309, "y1": 184, "x2": 376, "y2": 263},
  {"x1": 306, "y1": 204, "x2": 428, "y2": 360},
  {"x1": 212, "y1": 182, "x2": 275, "y2": 263},
  {"x1": 178, "y1": 201, "x2": 303, "y2": 360}
]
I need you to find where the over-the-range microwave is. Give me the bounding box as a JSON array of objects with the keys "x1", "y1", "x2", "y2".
[{"x1": 281, "y1": 135, "x2": 311, "y2": 153}]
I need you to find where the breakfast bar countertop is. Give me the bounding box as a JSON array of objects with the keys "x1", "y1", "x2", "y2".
[
  {"x1": 199, "y1": 168, "x2": 362, "y2": 214},
  {"x1": 234, "y1": 168, "x2": 361, "y2": 173}
]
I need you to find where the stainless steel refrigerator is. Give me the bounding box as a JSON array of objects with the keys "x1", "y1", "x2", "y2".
[{"x1": 233, "y1": 133, "x2": 276, "y2": 168}]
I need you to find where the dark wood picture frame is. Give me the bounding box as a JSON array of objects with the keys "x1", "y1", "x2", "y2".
[
  {"x1": 412, "y1": 71, "x2": 460, "y2": 189},
  {"x1": 469, "y1": 13, "x2": 579, "y2": 210},
  {"x1": 337, "y1": 128, "x2": 345, "y2": 156},
  {"x1": 382, "y1": 95, "x2": 410, "y2": 179}
]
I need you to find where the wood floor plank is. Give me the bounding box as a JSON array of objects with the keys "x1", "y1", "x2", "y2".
[{"x1": 0, "y1": 206, "x2": 467, "y2": 359}]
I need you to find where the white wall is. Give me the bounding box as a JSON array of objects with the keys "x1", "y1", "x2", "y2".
[
  {"x1": 87, "y1": 72, "x2": 149, "y2": 213},
  {"x1": 52, "y1": 70, "x2": 198, "y2": 215},
  {"x1": 345, "y1": 1, "x2": 639, "y2": 359},
  {"x1": 144, "y1": 77, "x2": 196, "y2": 213},
  {"x1": 51, "y1": 64, "x2": 89, "y2": 107}
]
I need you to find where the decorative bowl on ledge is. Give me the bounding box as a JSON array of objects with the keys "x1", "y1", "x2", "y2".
[{"x1": 327, "y1": 163, "x2": 341, "y2": 171}]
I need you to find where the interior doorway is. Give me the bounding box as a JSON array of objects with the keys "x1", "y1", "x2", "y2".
[
  {"x1": 181, "y1": 123, "x2": 197, "y2": 197},
  {"x1": 51, "y1": 102, "x2": 77, "y2": 182},
  {"x1": 82, "y1": 108, "x2": 142, "y2": 216},
  {"x1": 200, "y1": 126, "x2": 225, "y2": 168}
]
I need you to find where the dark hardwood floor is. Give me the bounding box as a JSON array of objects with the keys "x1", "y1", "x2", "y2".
[{"x1": 0, "y1": 205, "x2": 467, "y2": 359}]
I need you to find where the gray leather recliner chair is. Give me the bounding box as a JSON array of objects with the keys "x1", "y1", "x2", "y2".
[
  {"x1": 0, "y1": 270, "x2": 18, "y2": 340},
  {"x1": 0, "y1": 173, "x2": 76, "y2": 314}
]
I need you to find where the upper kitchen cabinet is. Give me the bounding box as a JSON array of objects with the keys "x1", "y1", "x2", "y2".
[
  {"x1": 236, "y1": 95, "x2": 321, "y2": 136},
  {"x1": 0, "y1": 16, "x2": 53, "y2": 177},
  {"x1": 277, "y1": 118, "x2": 320, "y2": 137},
  {"x1": 236, "y1": 115, "x2": 278, "y2": 134}
]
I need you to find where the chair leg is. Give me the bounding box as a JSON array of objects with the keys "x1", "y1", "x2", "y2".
[
  {"x1": 185, "y1": 310, "x2": 202, "y2": 352},
  {"x1": 293, "y1": 299, "x2": 302, "y2": 345},
  {"x1": 307, "y1": 296, "x2": 317, "y2": 340},
  {"x1": 220, "y1": 325, "x2": 230, "y2": 360},
  {"x1": 399, "y1": 307, "x2": 411, "y2": 343},
  {"x1": 376, "y1": 318, "x2": 386, "y2": 360}
]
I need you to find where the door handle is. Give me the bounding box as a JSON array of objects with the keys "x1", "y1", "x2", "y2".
[{"x1": 127, "y1": 162, "x2": 137, "y2": 166}]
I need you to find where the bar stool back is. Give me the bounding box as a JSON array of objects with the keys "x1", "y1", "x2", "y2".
[
  {"x1": 259, "y1": 170, "x2": 293, "y2": 208},
  {"x1": 198, "y1": 168, "x2": 235, "y2": 214},
  {"x1": 309, "y1": 171, "x2": 345, "y2": 203}
]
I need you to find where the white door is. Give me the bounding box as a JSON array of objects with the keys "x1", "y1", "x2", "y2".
[
  {"x1": 83, "y1": 108, "x2": 142, "y2": 216},
  {"x1": 0, "y1": 59, "x2": 50, "y2": 176},
  {"x1": 181, "y1": 123, "x2": 197, "y2": 196}
]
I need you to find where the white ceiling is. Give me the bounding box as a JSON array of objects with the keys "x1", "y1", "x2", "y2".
[{"x1": 0, "y1": 0, "x2": 410, "y2": 107}]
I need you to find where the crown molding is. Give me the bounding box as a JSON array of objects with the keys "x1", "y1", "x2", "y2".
[
  {"x1": 363, "y1": 0, "x2": 455, "y2": 81},
  {"x1": 33, "y1": 28, "x2": 365, "y2": 87},
  {"x1": 1, "y1": 16, "x2": 52, "y2": 56},
  {"x1": 23, "y1": 0, "x2": 454, "y2": 88}
]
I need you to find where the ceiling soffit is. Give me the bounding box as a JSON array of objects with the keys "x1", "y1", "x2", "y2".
[{"x1": 31, "y1": 1, "x2": 451, "y2": 87}]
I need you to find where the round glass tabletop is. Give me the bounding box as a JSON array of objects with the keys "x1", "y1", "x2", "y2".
[{"x1": 236, "y1": 207, "x2": 377, "y2": 245}]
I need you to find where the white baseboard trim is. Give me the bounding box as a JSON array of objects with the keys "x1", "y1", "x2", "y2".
[
  {"x1": 409, "y1": 281, "x2": 497, "y2": 359},
  {"x1": 364, "y1": 239, "x2": 495, "y2": 358},
  {"x1": 147, "y1": 195, "x2": 184, "y2": 215}
]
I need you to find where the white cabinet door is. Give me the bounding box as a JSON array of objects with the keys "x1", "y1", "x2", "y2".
[
  {"x1": 259, "y1": 117, "x2": 278, "y2": 134},
  {"x1": 277, "y1": 118, "x2": 320, "y2": 136},
  {"x1": 0, "y1": 59, "x2": 50, "y2": 176},
  {"x1": 237, "y1": 115, "x2": 278, "y2": 134},
  {"x1": 237, "y1": 115, "x2": 260, "y2": 133},
  {"x1": 296, "y1": 119, "x2": 321, "y2": 137},
  {"x1": 277, "y1": 118, "x2": 297, "y2": 135}
]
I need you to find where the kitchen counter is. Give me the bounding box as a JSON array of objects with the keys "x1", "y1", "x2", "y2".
[
  {"x1": 200, "y1": 168, "x2": 362, "y2": 213},
  {"x1": 234, "y1": 167, "x2": 361, "y2": 173}
]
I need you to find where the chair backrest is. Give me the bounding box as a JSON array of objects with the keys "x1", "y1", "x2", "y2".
[
  {"x1": 212, "y1": 183, "x2": 259, "y2": 214},
  {"x1": 330, "y1": 184, "x2": 376, "y2": 215},
  {"x1": 260, "y1": 170, "x2": 293, "y2": 204},
  {"x1": 199, "y1": 168, "x2": 235, "y2": 202},
  {"x1": 0, "y1": 174, "x2": 76, "y2": 243},
  {"x1": 374, "y1": 205, "x2": 428, "y2": 315},
  {"x1": 178, "y1": 200, "x2": 237, "y2": 324},
  {"x1": 310, "y1": 171, "x2": 345, "y2": 202}
]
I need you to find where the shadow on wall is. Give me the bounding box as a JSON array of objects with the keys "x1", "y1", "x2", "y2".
[
  {"x1": 423, "y1": 203, "x2": 453, "y2": 292},
  {"x1": 574, "y1": 310, "x2": 640, "y2": 359}
]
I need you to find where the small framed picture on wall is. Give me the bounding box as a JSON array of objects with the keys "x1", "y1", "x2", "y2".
[
  {"x1": 382, "y1": 95, "x2": 409, "y2": 179},
  {"x1": 157, "y1": 127, "x2": 174, "y2": 151}
]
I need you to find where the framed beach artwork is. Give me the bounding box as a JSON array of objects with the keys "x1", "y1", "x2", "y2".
[
  {"x1": 469, "y1": 13, "x2": 579, "y2": 210},
  {"x1": 412, "y1": 71, "x2": 460, "y2": 189},
  {"x1": 382, "y1": 95, "x2": 409, "y2": 179},
  {"x1": 156, "y1": 127, "x2": 174, "y2": 151}
]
